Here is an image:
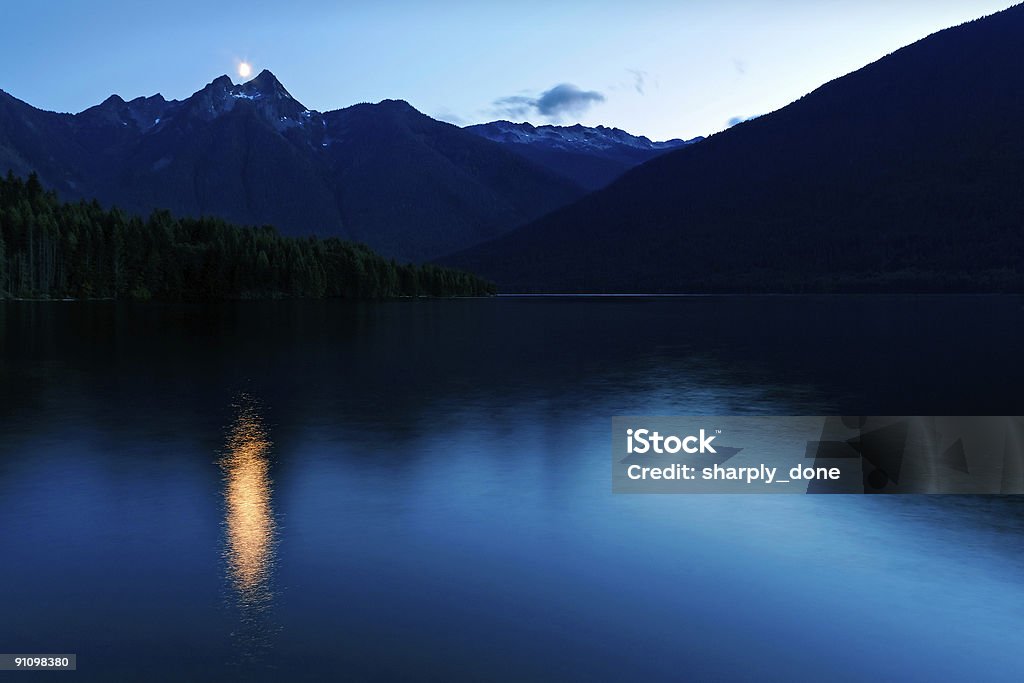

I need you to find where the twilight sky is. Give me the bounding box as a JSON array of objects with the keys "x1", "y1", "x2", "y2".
[{"x1": 0, "y1": 0, "x2": 1013, "y2": 140}]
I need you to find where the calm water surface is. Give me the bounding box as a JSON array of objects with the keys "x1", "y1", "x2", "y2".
[{"x1": 2, "y1": 296, "x2": 1024, "y2": 681}]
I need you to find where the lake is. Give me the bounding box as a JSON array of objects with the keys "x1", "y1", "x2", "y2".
[{"x1": 2, "y1": 296, "x2": 1024, "y2": 681}]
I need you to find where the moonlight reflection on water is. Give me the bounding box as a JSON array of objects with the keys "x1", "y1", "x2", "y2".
[{"x1": 221, "y1": 395, "x2": 278, "y2": 656}]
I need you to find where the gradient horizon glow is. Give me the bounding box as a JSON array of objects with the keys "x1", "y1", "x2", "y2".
[{"x1": 0, "y1": 0, "x2": 1014, "y2": 140}]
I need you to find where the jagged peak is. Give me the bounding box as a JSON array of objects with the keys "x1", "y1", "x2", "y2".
[
  {"x1": 177, "y1": 69, "x2": 308, "y2": 130},
  {"x1": 211, "y1": 74, "x2": 233, "y2": 88},
  {"x1": 248, "y1": 69, "x2": 282, "y2": 89},
  {"x1": 126, "y1": 93, "x2": 167, "y2": 105},
  {"x1": 234, "y1": 69, "x2": 293, "y2": 101}
]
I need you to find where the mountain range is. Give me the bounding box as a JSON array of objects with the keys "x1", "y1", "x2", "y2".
[
  {"x1": 0, "y1": 73, "x2": 685, "y2": 262},
  {"x1": 464, "y1": 121, "x2": 699, "y2": 190},
  {"x1": 4, "y1": 4, "x2": 1022, "y2": 292},
  {"x1": 447, "y1": 4, "x2": 1024, "y2": 292}
]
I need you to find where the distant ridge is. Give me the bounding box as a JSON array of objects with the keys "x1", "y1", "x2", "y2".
[{"x1": 465, "y1": 120, "x2": 700, "y2": 189}]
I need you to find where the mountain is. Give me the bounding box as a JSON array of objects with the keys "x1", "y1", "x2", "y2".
[
  {"x1": 0, "y1": 70, "x2": 584, "y2": 262},
  {"x1": 446, "y1": 5, "x2": 1024, "y2": 292},
  {"x1": 464, "y1": 120, "x2": 700, "y2": 190}
]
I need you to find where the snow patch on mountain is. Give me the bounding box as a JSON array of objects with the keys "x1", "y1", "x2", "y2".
[{"x1": 466, "y1": 120, "x2": 701, "y2": 153}]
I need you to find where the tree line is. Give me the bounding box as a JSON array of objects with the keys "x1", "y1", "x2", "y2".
[{"x1": 0, "y1": 172, "x2": 495, "y2": 300}]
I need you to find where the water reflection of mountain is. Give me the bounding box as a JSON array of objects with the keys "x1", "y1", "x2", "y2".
[
  {"x1": 220, "y1": 395, "x2": 278, "y2": 659},
  {"x1": 5, "y1": 297, "x2": 1024, "y2": 441}
]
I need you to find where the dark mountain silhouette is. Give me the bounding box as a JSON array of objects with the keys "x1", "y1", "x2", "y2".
[
  {"x1": 0, "y1": 70, "x2": 584, "y2": 262},
  {"x1": 464, "y1": 120, "x2": 700, "y2": 190},
  {"x1": 446, "y1": 5, "x2": 1024, "y2": 292}
]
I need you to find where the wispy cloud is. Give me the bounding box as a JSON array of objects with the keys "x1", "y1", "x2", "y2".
[
  {"x1": 493, "y1": 83, "x2": 606, "y2": 122},
  {"x1": 627, "y1": 69, "x2": 647, "y2": 95},
  {"x1": 493, "y1": 94, "x2": 536, "y2": 119},
  {"x1": 727, "y1": 113, "x2": 760, "y2": 127}
]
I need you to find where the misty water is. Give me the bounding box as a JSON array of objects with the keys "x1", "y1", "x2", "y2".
[{"x1": 2, "y1": 296, "x2": 1024, "y2": 681}]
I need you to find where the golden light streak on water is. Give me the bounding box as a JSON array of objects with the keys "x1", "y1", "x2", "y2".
[{"x1": 220, "y1": 396, "x2": 276, "y2": 638}]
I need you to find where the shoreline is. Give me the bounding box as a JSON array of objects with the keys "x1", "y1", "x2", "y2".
[{"x1": 4, "y1": 291, "x2": 1024, "y2": 303}]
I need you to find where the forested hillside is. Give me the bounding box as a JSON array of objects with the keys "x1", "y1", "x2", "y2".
[{"x1": 0, "y1": 172, "x2": 494, "y2": 300}]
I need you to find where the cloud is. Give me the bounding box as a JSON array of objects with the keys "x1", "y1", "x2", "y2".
[
  {"x1": 627, "y1": 69, "x2": 647, "y2": 95},
  {"x1": 493, "y1": 94, "x2": 536, "y2": 119},
  {"x1": 535, "y1": 84, "x2": 605, "y2": 118},
  {"x1": 493, "y1": 83, "x2": 606, "y2": 122},
  {"x1": 727, "y1": 113, "x2": 760, "y2": 127}
]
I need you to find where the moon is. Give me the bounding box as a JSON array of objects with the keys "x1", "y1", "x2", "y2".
[{"x1": 238, "y1": 62, "x2": 252, "y2": 79}]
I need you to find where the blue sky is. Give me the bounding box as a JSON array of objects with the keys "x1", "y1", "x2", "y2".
[{"x1": 0, "y1": 1, "x2": 1013, "y2": 140}]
